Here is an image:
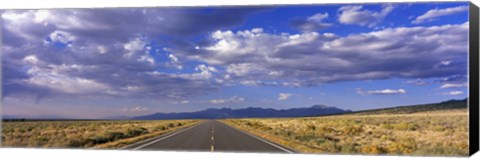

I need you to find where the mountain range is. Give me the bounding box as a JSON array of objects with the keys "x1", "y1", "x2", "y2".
[
  {"x1": 132, "y1": 104, "x2": 351, "y2": 120},
  {"x1": 3, "y1": 98, "x2": 467, "y2": 120}
]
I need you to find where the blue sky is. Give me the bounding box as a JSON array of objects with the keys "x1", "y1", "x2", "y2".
[{"x1": 1, "y1": 2, "x2": 469, "y2": 118}]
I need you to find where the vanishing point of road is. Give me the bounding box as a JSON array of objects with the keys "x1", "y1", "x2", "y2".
[{"x1": 123, "y1": 120, "x2": 295, "y2": 153}]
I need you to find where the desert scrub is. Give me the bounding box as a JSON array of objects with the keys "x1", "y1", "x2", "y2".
[
  {"x1": 1, "y1": 120, "x2": 200, "y2": 148},
  {"x1": 221, "y1": 109, "x2": 468, "y2": 156}
]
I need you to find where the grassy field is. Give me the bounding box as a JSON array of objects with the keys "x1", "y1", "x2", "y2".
[
  {"x1": 1, "y1": 119, "x2": 201, "y2": 148},
  {"x1": 221, "y1": 109, "x2": 468, "y2": 156}
]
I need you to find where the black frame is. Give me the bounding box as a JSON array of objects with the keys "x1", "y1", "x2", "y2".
[{"x1": 469, "y1": 1, "x2": 479, "y2": 156}]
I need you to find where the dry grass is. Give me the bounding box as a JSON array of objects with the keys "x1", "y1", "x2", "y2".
[
  {"x1": 1, "y1": 120, "x2": 201, "y2": 149},
  {"x1": 221, "y1": 109, "x2": 468, "y2": 156}
]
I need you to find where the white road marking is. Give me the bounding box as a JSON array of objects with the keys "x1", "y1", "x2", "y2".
[
  {"x1": 131, "y1": 122, "x2": 204, "y2": 150},
  {"x1": 220, "y1": 122, "x2": 296, "y2": 153}
]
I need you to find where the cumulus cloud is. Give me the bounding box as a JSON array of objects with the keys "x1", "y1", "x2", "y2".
[
  {"x1": 187, "y1": 22, "x2": 467, "y2": 87},
  {"x1": 412, "y1": 6, "x2": 468, "y2": 24},
  {"x1": 338, "y1": 4, "x2": 394, "y2": 27},
  {"x1": 278, "y1": 93, "x2": 292, "y2": 100},
  {"x1": 356, "y1": 88, "x2": 407, "y2": 95},
  {"x1": 1, "y1": 8, "x2": 265, "y2": 101},
  {"x1": 1, "y1": 7, "x2": 469, "y2": 104},
  {"x1": 290, "y1": 12, "x2": 333, "y2": 32}
]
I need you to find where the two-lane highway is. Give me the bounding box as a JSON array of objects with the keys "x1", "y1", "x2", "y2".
[{"x1": 124, "y1": 120, "x2": 294, "y2": 153}]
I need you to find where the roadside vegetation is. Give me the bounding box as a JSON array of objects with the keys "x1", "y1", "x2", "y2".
[
  {"x1": 222, "y1": 108, "x2": 468, "y2": 156},
  {"x1": 1, "y1": 120, "x2": 200, "y2": 148}
]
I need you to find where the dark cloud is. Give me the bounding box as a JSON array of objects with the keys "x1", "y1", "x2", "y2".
[
  {"x1": 1, "y1": 7, "x2": 468, "y2": 103},
  {"x1": 1, "y1": 7, "x2": 268, "y2": 101}
]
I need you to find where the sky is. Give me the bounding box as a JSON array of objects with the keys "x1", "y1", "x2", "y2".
[{"x1": 1, "y1": 2, "x2": 470, "y2": 119}]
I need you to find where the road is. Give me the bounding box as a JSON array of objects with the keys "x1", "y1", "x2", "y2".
[{"x1": 124, "y1": 120, "x2": 295, "y2": 153}]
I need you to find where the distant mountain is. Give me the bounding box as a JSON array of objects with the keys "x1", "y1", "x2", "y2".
[
  {"x1": 133, "y1": 105, "x2": 351, "y2": 120},
  {"x1": 351, "y1": 98, "x2": 468, "y2": 115}
]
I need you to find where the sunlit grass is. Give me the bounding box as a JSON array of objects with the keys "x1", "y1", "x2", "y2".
[
  {"x1": 222, "y1": 109, "x2": 468, "y2": 156},
  {"x1": 1, "y1": 120, "x2": 201, "y2": 148}
]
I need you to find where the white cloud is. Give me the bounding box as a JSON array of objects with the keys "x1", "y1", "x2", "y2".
[
  {"x1": 412, "y1": 6, "x2": 468, "y2": 24},
  {"x1": 168, "y1": 54, "x2": 179, "y2": 62},
  {"x1": 97, "y1": 46, "x2": 108, "y2": 54},
  {"x1": 338, "y1": 5, "x2": 394, "y2": 27},
  {"x1": 1, "y1": 8, "x2": 469, "y2": 103},
  {"x1": 167, "y1": 54, "x2": 183, "y2": 69},
  {"x1": 22, "y1": 55, "x2": 39, "y2": 64},
  {"x1": 33, "y1": 10, "x2": 50, "y2": 24},
  {"x1": 307, "y1": 13, "x2": 329, "y2": 22},
  {"x1": 121, "y1": 106, "x2": 149, "y2": 112},
  {"x1": 209, "y1": 99, "x2": 226, "y2": 104},
  {"x1": 45, "y1": 30, "x2": 76, "y2": 46},
  {"x1": 25, "y1": 65, "x2": 109, "y2": 94},
  {"x1": 194, "y1": 64, "x2": 218, "y2": 79},
  {"x1": 1, "y1": 9, "x2": 262, "y2": 102},
  {"x1": 440, "y1": 60, "x2": 452, "y2": 66},
  {"x1": 209, "y1": 96, "x2": 245, "y2": 104},
  {"x1": 123, "y1": 38, "x2": 146, "y2": 58},
  {"x1": 444, "y1": 91, "x2": 464, "y2": 95},
  {"x1": 240, "y1": 80, "x2": 259, "y2": 86},
  {"x1": 194, "y1": 22, "x2": 468, "y2": 87},
  {"x1": 404, "y1": 79, "x2": 429, "y2": 86},
  {"x1": 357, "y1": 88, "x2": 407, "y2": 95},
  {"x1": 146, "y1": 64, "x2": 219, "y2": 81},
  {"x1": 137, "y1": 54, "x2": 155, "y2": 65},
  {"x1": 278, "y1": 93, "x2": 292, "y2": 101},
  {"x1": 439, "y1": 83, "x2": 468, "y2": 89},
  {"x1": 291, "y1": 12, "x2": 332, "y2": 32},
  {"x1": 226, "y1": 63, "x2": 264, "y2": 77}
]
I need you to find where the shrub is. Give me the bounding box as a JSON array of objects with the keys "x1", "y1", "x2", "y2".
[
  {"x1": 154, "y1": 125, "x2": 167, "y2": 131},
  {"x1": 362, "y1": 144, "x2": 386, "y2": 154},
  {"x1": 105, "y1": 132, "x2": 125, "y2": 141},
  {"x1": 381, "y1": 124, "x2": 394, "y2": 130},
  {"x1": 67, "y1": 138, "x2": 87, "y2": 147},
  {"x1": 126, "y1": 127, "x2": 148, "y2": 137},
  {"x1": 88, "y1": 136, "x2": 109, "y2": 145},
  {"x1": 432, "y1": 125, "x2": 445, "y2": 132},
  {"x1": 307, "y1": 124, "x2": 316, "y2": 131},
  {"x1": 342, "y1": 125, "x2": 363, "y2": 136},
  {"x1": 396, "y1": 123, "x2": 417, "y2": 131},
  {"x1": 320, "y1": 140, "x2": 341, "y2": 152},
  {"x1": 294, "y1": 135, "x2": 315, "y2": 142},
  {"x1": 341, "y1": 143, "x2": 357, "y2": 153},
  {"x1": 387, "y1": 138, "x2": 417, "y2": 154}
]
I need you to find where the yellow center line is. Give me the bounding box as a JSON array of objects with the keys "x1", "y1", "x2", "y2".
[{"x1": 211, "y1": 125, "x2": 215, "y2": 152}]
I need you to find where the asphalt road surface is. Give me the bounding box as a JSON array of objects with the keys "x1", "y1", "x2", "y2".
[{"x1": 124, "y1": 120, "x2": 295, "y2": 153}]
